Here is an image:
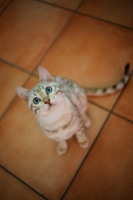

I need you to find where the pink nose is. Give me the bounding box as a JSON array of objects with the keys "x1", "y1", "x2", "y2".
[{"x1": 45, "y1": 99, "x2": 50, "y2": 104}]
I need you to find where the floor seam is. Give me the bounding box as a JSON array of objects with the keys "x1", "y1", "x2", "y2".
[
  {"x1": 77, "y1": 11, "x2": 133, "y2": 31},
  {"x1": 0, "y1": 73, "x2": 36, "y2": 121},
  {"x1": 0, "y1": 57, "x2": 38, "y2": 78},
  {"x1": 35, "y1": 0, "x2": 133, "y2": 31},
  {"x1": 0, "y1": 165, "x2": 48, "y2": 200},
  {"x1": 74, "y1": 0, "x2": 85, "y2": 10},
  {"x1": 89, "y1": 100, "x2": 110, "y2": 112},
  {"x1": 34, "y1": 0, "x2": 74, "y2": 12},
  {"x1": 60, "y1": 70, "x2": 133, "y2": 199},
  {"x1": 60, "y1": 111, "x2": 111, "y2": 199},
  {"x1": 30, "y1": 13, "x2": 76, "y2": 75},
  {"x1": 0, "y1": 57, "x2": 31, "y2": 75},
  {"x1": 0, "y1": 95, "x2": 17, "y2": 121},
  {"x1": 112, "y1": 112, "x2": 133, "y2": 124},
  {"x1": 0, "y1": 0, "x2": 12, "y2": 14}
]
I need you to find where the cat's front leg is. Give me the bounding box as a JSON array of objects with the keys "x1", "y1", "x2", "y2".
[
  {"x1": 76, "y1": 126, "x2": 89, "y2": 149},
  {"x1": 82, "y1": 113, "x2": 91, "y2": 128},
  {"x1": 56, "y1": 140, "x2": 68, "y2": 155}
]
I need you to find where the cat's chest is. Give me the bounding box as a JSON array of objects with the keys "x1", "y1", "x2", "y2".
[
  {"x1": 35, "y1": 99, "x2": 82, "y2": 141},
  {"x1": 36, "y1": 100, "x2": 76, "y2": 130},
  {"x1": 37, "y1": 106, "x2": 80, "y2": 141}
]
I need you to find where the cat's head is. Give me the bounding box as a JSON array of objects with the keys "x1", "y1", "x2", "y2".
[{"x1": 15, "y1": 66, "x2": 62, "y2": 114}]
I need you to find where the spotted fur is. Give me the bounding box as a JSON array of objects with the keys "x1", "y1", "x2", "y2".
[{"x1": 15, "y1": 63, "x2": 130, "y2": 155}]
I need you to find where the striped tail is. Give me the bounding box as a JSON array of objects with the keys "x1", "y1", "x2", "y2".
[{"x1": 84, "y1": 63, "x2": 130, "y2": 97}]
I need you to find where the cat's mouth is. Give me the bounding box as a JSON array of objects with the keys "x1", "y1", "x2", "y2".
[
  {"x1": 44, "y1": 90, "x2": 61, "y2": 106},
  {"x1": 44, "y1": 98, "x2": 51, "y2": 106},
  {"x1": 35, "y1": 102, "x2": 51, "y2": 114},
  {"x1": 35, "y1": 90, "x2": 61, "y2": 114}
]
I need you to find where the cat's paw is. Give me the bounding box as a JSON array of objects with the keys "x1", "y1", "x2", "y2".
[
  {"x1": 78, "y1": 139, "x2": 89, "y2": 148},
  {"x1": 82, "y1": 114, "x2": 91, "y2": 128},
  {"x1": 84, "y1": 118, "x2": 91, "y2": 128},
  {"x1": 76, "y1": 134, "x2": 89, "y2": 149},
  {"x1": 56, "y1": 141, "x2": 68, "y2": 155}
]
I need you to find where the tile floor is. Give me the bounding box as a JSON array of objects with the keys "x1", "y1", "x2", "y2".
[{"x1": 0, "y1": 0, "x2": 133, "y2": 199}]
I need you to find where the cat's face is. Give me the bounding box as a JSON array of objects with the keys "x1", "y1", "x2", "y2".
[
  {"x1": 28, "y1": 81, "x2": 62, "y2": 113},
  {"x1": 15, "y1": 66, "x2": 63, "y2": 114}
]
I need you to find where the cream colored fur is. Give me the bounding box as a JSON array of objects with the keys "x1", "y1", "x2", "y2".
[{"x1": 15, "y1": 66, "x2": 91, "y2": 155}]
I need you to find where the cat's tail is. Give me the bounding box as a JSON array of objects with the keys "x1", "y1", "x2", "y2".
[{"x1": 84, "y1": 63, "x2": 130, "y2": 97}]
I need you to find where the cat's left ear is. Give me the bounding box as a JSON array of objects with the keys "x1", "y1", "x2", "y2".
[
  {"x1": 15, "y1": 86, "x2": 30, "y2": 103},
  {"x1": 38, "y1": 66, "x2": 54, "y2": 82}
]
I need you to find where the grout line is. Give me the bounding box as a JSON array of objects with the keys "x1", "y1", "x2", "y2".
[
  {"x1": 35, "y1": 0, "x2": 133, "y2": 31},
  {"x1": 0, "y1": 59, "x2": 38, "y2": 121},
  {"x1": 1, "y1": 0, "x2": 76, "y2": 94},
  {"x1": 30, "y1": 0, "x2": 85, "y2": 77},
  {"x1": 34, "y1": 0, "x2": 74, "y2": 12},
  {"x1": 35, "y1": 0, "x2": 85, "y2": 13},
  {"x1": 32, "y1": 0, "x2": 85, "y2": 75},
  {"x1": 61, "y1": 70, "x2": 133, "y2": 199},
  {"x1": 74, "y1": 0, "x2": 85, "y2": 10},
  {"x1": 61, "y1": 111, "x2": 111, "y2": 199},
  {"x1": 87, "y1": 71, "x2": 133, "y2": 122},
  {"x1": 30, "y1": 12, "x2": 76, "y2": 75},
  {"x1": 77, "y1": 11, "x2": 133, "y2": 31},
  {"x1": 0, "y1": 95, "x2": 18, "y2": 121},
  {"x1": 0, "y1": 57, "x2": 31, "y2": 75},
  {"x1": 0, "y1": 0, "x2": 12, "y2": 14},
  {"x1": 89, "y1": 100, "x2": 110, "y2": 112},
  {"x1": 0, "y1": 165, "x2": 48, "y2": 200},
  {"x1": 0, "y1": 57, "x2": 38, "y2": 79},
  {"x1": 0, "y1": 71, "x2": 37, "y2": 121},
  {"x1": 112, "y1": 112, "x2": 133, "y2": 124},
  {"x1": 88, "y1": 70, "x2": 133, "y2": 124}
]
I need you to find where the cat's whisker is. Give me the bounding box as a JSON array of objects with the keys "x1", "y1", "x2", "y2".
[{"x1": 21, "y1": 111, "x2": 34, "y2": 124}]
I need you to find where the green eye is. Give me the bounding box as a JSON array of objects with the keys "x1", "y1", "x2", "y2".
[
  {"x1": 33, "y1": 97, "x2": 41, "y2": 104},
  {"x1": 45, "y1": 86, "x2": 52, "y2": 94}
]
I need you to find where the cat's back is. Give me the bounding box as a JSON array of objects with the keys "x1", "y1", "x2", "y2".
[
  {"x1": 54, "y1": 76, "x2": 84, "y2": 94},
  {"x1": 54, "y1": 76, "x2": 88, "y2": 115}
]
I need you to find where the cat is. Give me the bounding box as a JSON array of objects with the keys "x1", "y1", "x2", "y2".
[{"x1": 15, "y1": 63, "x2": 130, "y2": 155}]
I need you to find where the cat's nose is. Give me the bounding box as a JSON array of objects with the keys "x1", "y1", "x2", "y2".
[{"x1": 44, "y1": 99, "x2": 50, "y2": 104}]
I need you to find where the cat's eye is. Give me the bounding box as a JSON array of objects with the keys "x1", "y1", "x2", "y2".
[
  {"x1": 45, "y1": 86, "x2": 52, "y2": 95},
  {"x1": 33, "y1": 97, "x2": 41, "y2": 104}
]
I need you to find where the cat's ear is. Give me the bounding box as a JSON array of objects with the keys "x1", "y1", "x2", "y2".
[
  {"x1": 15, "y1": 86, "x2": 30, "y2": 103},
  {"x1": 38, "y1": 66, "x2": 54, "y2": 82}
]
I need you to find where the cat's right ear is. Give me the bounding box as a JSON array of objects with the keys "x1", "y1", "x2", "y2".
[
  {"x1": 15, "y1": 86, "x2": 30, "y2": 103},
  {"x1": 38, "y1": 66, "x2": 54, "y2": 82}
]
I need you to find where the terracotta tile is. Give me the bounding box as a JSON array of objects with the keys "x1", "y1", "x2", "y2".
[
  {"x1": 65, "y1": 115, "x2": 133, "y2": 200},
  {"x1": 88, "y1": 90, "x2": 121, "y2": 111},
  {"x1": 0, "y1": 0, "x2": 10, "y2": 12},
  {"x1": 0, "y1": 0, "x2": 71, "y2": 71},
  {"x1": 0, "y1": 61, "x2": 28, "y2": 118},
  {"x1": 79, "y1": 0, "x2": 133, "y2": 28},
  {"x1": 113, "y1": 74, "x2": 133, "y2": 121},
  {"x1": 39, "y1": 14, "x2": 133, "y2": 109},
  {"x1": 0, "y1": 74, "x2": 108, "y2": 199},
  {"x1": 24, "y1": 75, "x2": 38, "y2": 89},
  {"x1": 41, "y1": 0, "x2": 81, "y2": 10},
  {"x1": 0, "y1": 168, "x2": 42, "y2": 200}
]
